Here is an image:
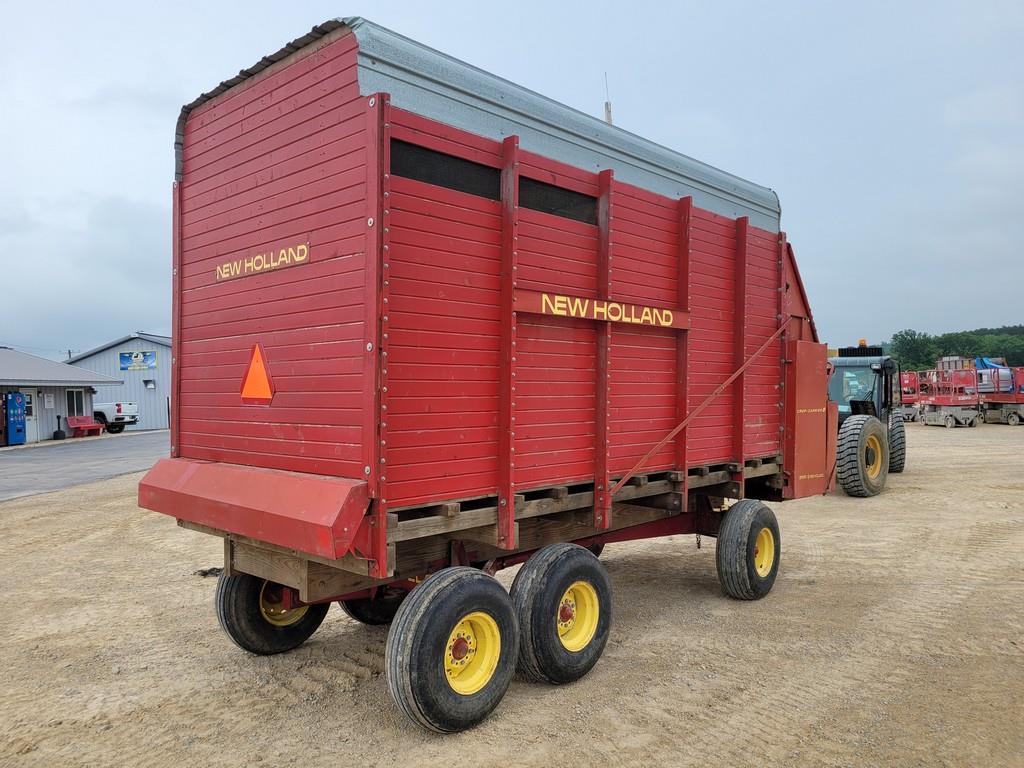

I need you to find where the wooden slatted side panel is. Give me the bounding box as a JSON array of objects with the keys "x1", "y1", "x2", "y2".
[
  {"x1": 384, "y1": 176, "x2": 502, "y2": 507},
  {"x1": 515, "y1": 206, "x2": 599, "y2": 488},
  {"x1": 744, "y1": 224, "x2": 785, "y2": 457},
  {"x1": 608, "y1": 182, "x2": 679, "y2": 475},
  {"x1": 176, "y1": 31, "x2": 367, "y2": 477},
  {"x1": 688, "y1": 208, "x2": 738, "y2": 464}
]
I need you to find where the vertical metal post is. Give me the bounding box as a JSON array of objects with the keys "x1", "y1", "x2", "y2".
[
  {"x1": 777, "y1": 230, "x2": 788, "y2": 463},
  {"x1": 674, "y1": 196, "x2": 693, "y2": 510},
  {"x1": 732, "y1": 216, "x2": 749, "y2": 494},
  {"x1": 594, "y1": 169, "x2": 613, "y2": 529},
  {"x1": 497, "y1": 136, "x2": 520, "y2": 549},
  {"x1": 364, "y1": 93, "x2": 391, "y2": 577},
  {"x1": 170, "y1": 181, "x2": 182, "y2": 458}
]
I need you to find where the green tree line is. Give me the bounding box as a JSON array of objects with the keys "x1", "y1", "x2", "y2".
[{"x1": 889, "y1": 326, "x2": 1024, "y2": 370}]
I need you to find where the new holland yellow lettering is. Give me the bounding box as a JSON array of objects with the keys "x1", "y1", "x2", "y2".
[
  {"x1": 640, "y1": 306, "x2": 653, "y2": 325},
  {"x1": 552, "y1": 295, "x2": 569, "y2": 316},
  {"x1": 568, "y1": 295, "x2": 588, "y2": 317},
  {"x1": 593, "y1": 299, "x2": 607, "y2": 320},
  {"x1": 542, "y1": 293, "x2": 557, "y2": 315}
]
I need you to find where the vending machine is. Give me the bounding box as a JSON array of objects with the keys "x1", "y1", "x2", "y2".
[{"x1": 5, "y1": 392, "x2": 26, "y2": 446}]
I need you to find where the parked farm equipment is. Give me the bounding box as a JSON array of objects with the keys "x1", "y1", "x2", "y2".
[{"x1": 140, "y1": 18, "x2": 838, "y2": 732}]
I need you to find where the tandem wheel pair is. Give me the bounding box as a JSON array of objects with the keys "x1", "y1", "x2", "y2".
[{"x1": 214, "y1": 499, "x2": 780, "y2": 732}]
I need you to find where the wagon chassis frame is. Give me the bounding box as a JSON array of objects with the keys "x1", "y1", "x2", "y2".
[{"x1": 184, "y1": 455, "x2": 782, "y2": 605}]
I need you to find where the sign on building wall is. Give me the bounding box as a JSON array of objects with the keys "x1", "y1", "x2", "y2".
[
  {"x1": 120, "y1": 350, "x2": 158, "y2": 370},
  {"x1": 44, "y1": 393, "x2": 55, "y2": 409}
]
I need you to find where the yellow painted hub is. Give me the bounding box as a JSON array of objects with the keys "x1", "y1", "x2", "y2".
[
  {"x1": 444, "y1": 611, "x2": 501, "y2": 696},
  {"x1": 258, "y1": 581, "x2": 308, "y2": 627},
  {"x1": 753, "y1": 527, "x2": 775, "y2": 578},
  {"x1": 865, "y1": 434, "x2": 883, "y2": 479},
  {"x1": 557, "y1": 581, "x2": 599, "y2": 652}
]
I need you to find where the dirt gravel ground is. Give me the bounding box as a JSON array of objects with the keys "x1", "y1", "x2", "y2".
[{"x1": 2, "y1": 423, "x2": 1022, "y2": 767}]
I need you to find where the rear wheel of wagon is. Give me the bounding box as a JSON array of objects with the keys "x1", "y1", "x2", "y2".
[
  {"x1": 715, "y1": 499, "x2": 780, "y2": 600},
  {"x1": 386, "y1": 568, "x2": 519, "y2": 732},
  {"x1": 215, "y1": 573, "x2": 329, "y2": 655},
  {"x1": 511, "y1": 543, "x2": 612, "y2": 684},
  {"x1": 338, "y1": 587, "x2": 407, "y2": 625},
  {"x1": 836, "y1": 414, "x2": 889, "y2": 497}
]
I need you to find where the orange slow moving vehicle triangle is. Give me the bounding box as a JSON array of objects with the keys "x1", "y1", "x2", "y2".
[{"x1": 240, "y1": 343, "x2": 274, "y2": 404}]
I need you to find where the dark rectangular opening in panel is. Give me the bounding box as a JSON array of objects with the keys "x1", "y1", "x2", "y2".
[
  {"x1": 519, "y1": 177, "x2": 597, "y2": 225},
  {"x1": 390, "y1": 139, "x2": 500, "y2": 200}
]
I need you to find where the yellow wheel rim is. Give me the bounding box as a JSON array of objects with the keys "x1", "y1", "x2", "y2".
[
  {"x1": 865, "y1": 434, "x2": 883, "y2": 479},
  {"x1": 444, "y1": 611, "x2": 501, "y2": 696},
  {"x1": 556, "y1": 581, "x2": 600, "y2": 652},
  {"x1": 258, "y1": 581, "x2": 308, "y2": 627},
  {"x1": 753, "y1": 527, "x2": 775, "y2": 578}
]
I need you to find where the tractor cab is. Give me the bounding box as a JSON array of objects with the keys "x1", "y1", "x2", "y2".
[
  {"x1": 827, "y1": 343, "x2": 906, "y2": 497},
  {"x1": 827, "y1": 346, "x2": 900, "y2": 425}
]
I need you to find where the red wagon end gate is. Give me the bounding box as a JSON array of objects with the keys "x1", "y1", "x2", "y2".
[{"x1": 139, "y1": 17, "x2": 837, "y2": 732}]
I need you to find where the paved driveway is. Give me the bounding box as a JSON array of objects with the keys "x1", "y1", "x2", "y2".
[{"x1": 0, "y1": 430, "x2": 169, "y2": 502}]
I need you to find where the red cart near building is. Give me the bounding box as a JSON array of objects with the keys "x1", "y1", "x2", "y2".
[{"x1": 139, "y1": 18, "x2": 837, "y2": 731}]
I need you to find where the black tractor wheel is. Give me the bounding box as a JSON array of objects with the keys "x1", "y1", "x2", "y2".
[
  {"x1": 385, "y1": 567, "x2": 519, "y2": 733},
  {"x1": 105, "y1": 423, "x2": 125, "y2": 434},
  {"x1": 215, "y1": 573, "x2": 329, "y2": 655},
  {"x1": 511, "y1": 543, "x2": 612, "y2": 685},
  {"x1": 715, "y1": 499, "x2": 780, "y2": 600},
  {"x1": 338, "y1": 587, "x2": 408, "y2": 625},
  {"x1": 836, "y1": 414, "x2": 889, "y2": 497},
  {"x1": 888, "y1": 412, "x2": 906, "y2": 474}
]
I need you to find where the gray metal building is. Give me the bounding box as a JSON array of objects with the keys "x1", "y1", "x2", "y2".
[
  {"x1": 68, "y1": 333, "x2": 172, "y2": 431},
  {"x1": 0, "y1": 347, "x2": 121, "y2": 444}
]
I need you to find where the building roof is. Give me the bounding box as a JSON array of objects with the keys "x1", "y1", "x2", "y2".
[
  {"x1": 176, "y1": 18, "x2": 782, "y2": 231},
  {"x1": 67, "y1": 332, "x2": 172, "y2": 363},
  {"x1": 0, "y1": 347, "x2": 122, "y2": 387}
]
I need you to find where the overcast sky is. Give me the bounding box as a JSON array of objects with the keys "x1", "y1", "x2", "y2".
[{"x1": 1, "y1": 1, "x2": 1021, "y2": 358}]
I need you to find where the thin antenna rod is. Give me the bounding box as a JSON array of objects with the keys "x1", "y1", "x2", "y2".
[{"x1": 603, "y1": 72, "x2": 613, "y2": 125}]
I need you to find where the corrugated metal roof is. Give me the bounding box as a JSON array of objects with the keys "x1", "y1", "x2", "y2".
[
  {"x1": 67, "y1": 332, "x2": 172, "y2": 364},
  {"x1": 0, "y1": 347, "x2": 122, "y2": 387},
  {"x1": 175, "y1": 17, "x2": 781, "y2": 230}
]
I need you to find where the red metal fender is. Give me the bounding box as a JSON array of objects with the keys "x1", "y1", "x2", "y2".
[{"x1": 138, "y1": 458, "x2": 369, "y2": 560}]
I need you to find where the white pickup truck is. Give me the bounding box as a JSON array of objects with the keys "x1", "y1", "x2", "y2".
[{"x1": 93, "y1": 401, "x2": 139, "y2": 433}]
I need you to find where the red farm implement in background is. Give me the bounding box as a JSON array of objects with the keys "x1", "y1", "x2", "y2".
[
  {"x1": 139, "y1": 17, "x2": 837, "y2": 732},
  {"x1": 920, "y1": 358, "x2": 981, "y2": 428},
  {"x1": 979, "y1": 364, "x2": 1024, "y2": 425},
  {"x1": 900, "y1": 370, "x2": 921, "y2": 421}
]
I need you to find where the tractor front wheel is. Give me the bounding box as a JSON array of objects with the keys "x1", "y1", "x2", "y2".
[
  {"x1": 888, "y1": 412, "x2": 906, "y2": 473},
  {"x1": 837, "y1": 414, "x2": 889, "y2": 497},
  {"x1": 215, "y1": 573, "x2": 329, "y2": 655}
]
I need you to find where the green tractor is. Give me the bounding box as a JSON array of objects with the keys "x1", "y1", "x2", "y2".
[{"x1": 827, "y1": 344, "x2": 907, "y2": 497}]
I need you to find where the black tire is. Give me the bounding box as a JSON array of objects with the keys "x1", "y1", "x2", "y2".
[
  {"x1": 215, "y1": 573, "x2": 329, "y2": 655},
  {"x1": 338, "y1": 587, "x2": 407, "y2": 625},
  {"x1": 105, "y1": 423, "x2": 125, "y2": 434},
  {"x1": 586, "y1": 542, "x2": 605, "y2": 558},
  {"x1": 510, "y1": 543, "x2": 612, "y2": 685},
  {"x1": 836, "y1": 414, "x2": 889, "y2": 497},
  {"x1": 385, "y1": 568, "x2": 519, "y2": 733},
  {"x1": 888, "y1": 411, "x2": 906, "y2": 474},
  {"x1": 715, "y1": 499, "x2": 780, "y2": 600},
  {"x1": 1009, "y1": 412, "x2": 1021, "y2": 426}
]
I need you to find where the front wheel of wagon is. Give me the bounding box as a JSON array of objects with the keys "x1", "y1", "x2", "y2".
[
  {"x1": 511, "y1": 543, "x2": 612, "y2": 684},
  {"x1": 385, "y1": 568, "x2": 519, "y2": 732},
  {"x1": 338, "y1": 587, "x2": 407, "y2": 625},
  {"x1": 715, "y1": 499, "x2": 780, "y2": 601},
  {"x1": 215, "y1": 573, "x2": 329, "y2": 655}
]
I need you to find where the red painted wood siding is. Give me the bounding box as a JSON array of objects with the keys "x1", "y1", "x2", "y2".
[{"x1": 176, "y1": 31, "x2": 367, "y2": 477}]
